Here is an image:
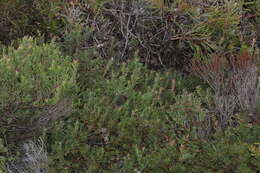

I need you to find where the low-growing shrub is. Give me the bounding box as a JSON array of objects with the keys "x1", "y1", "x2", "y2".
[
  {"x1": 46, "y1": 54, "x2": 258, "y2": 172},
  {"x1": 0, "y1": 36, "x2": 77, "y2": 145}
]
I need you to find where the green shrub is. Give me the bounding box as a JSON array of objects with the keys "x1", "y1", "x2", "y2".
[
  {"x1": 0, "y1": 0, "x2": 64, "y2": 45},
  {"x1": 47, "y1": 54, "x2": 258, "y2": 172},
  {"x1": 0, "y1": 37, "x2": 77, "y2": 143}
]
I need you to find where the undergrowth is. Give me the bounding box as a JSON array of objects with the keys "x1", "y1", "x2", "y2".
[{"x1": 0, "y1": 0, "x2": 259, "y2": 172}]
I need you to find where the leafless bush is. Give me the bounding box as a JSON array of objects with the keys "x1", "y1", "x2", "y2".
[
  {"x1": 213, "y1": 92, "x2": 237, "y2": 128},
  {"x1": 192, "y1": 55, "x2": 237, "y2": 129},
  {"x1": 100, "y1": 0, "x2": 194, "y2": 69},
  {"x1": 60, "y1": 0, "x2": 194, "y2": 70},
  {"x1": 63, "y1": 5, "x2": 84, "y2": 25},
  {"x1": 192, "y1": 50, "x2": 259, "y2": 128},
  {"x1": 6, "y1": 138, "x2": 48, "y2": 173},
  {"x1": 230, "y1": 51, "x2": 259, "y2": 114}
]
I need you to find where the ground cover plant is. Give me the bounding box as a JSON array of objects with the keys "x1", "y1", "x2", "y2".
[{"x1": 0, "y1": 0, "x2": 259, "y2": 172}]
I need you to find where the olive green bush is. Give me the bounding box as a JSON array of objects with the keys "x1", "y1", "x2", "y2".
[
  {"x1": 46, "y1": 53, "x2": 258, "y2": 172},
  {"x1": 0, "y1": 0, "x2": 64, "y2": 45},
  {"x1": 0, "y1": 36, "x2": 77, "y2": 151}
]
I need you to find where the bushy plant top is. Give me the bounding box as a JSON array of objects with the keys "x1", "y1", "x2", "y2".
[
  {"x1": 47, "y1": 54, "x2": 259, "y2": 172},
  {"x1": 0, "y1": 37, "x2": 77, "y2": 106},
  {"x1": 0, "y1": 37, "x2": 77, "y2": 144}
]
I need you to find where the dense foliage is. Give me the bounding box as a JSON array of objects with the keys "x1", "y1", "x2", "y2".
[{"x1": 0, "y1": 0, "x2": 259, "y2": 172}]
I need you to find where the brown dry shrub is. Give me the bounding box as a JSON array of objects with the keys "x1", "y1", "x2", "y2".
[
  {"x1": 191, "y1": 50, "x2": 259, "y2": 128},
  {"x1": 229, "y1": 50, "x2": 259, "y2": 115}
]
